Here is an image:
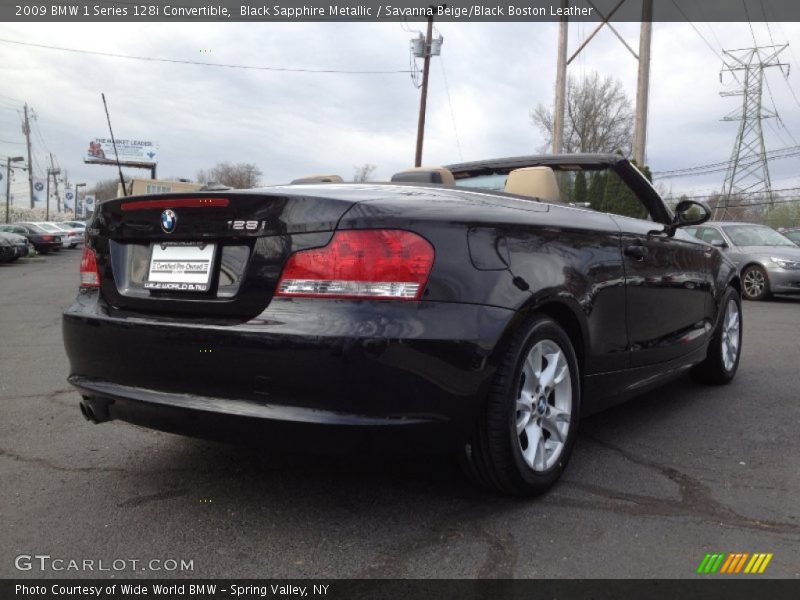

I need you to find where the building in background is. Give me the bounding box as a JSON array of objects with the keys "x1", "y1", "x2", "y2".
[{"x1": 117, "y1": 178, "x2": 204, "y2": 197}]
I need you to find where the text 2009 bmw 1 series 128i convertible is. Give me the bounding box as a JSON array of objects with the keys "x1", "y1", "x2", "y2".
[{"x1": 62, "y1": 154, "x2": 743, "y2": 496}]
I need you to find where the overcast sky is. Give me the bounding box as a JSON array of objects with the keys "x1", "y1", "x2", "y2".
[{"x1": 1, "y1": 18, "x2": 799, "y2": 204}]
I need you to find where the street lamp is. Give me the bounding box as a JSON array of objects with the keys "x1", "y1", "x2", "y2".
[
  {"x1": 5, "y1": 156, "x2": 25, "y2": 224},
  {"x1": 74, "y1": 183, "x2": 86, "y2": 219}
]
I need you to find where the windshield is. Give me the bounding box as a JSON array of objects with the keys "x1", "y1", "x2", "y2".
[
  {"x1": 722, "y1": 225, "x2": 796, "y2": 247},
  {"x1": 454, "y1": 174, "x2": 507, "y2": 191}
]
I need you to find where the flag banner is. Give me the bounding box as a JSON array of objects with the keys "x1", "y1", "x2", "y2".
[{"x1": 32, "y1": 179, "x2": 47, "y2": 206}]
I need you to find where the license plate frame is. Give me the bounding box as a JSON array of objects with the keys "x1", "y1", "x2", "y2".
[{"x1": 145, "y1": 241, "x2": 216, "y2": 292}]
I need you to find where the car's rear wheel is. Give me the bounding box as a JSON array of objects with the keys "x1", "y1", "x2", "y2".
[
  {"x1": 460, "y1": 314, "x2": 580, "y2": 496},
  {"x1": 691, "y1": 287, "x2": 742, "y2": 385},
  {"x1": 741, "y1": 265, "x2": 770, "y2": 301}
]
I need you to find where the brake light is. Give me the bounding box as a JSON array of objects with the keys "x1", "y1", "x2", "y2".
[
  {"x1": 42, "y1": 235, "x2": 53, "y2": 241},
  {"x1": 121, "y1": 198, "x2": 229, "y2": 211},
  {"x1": 80, "y1": 247, "x2": 100, "y2": 288},
  {"x1": 276, "y1": 230, "x2": 434, "y2": 300}
]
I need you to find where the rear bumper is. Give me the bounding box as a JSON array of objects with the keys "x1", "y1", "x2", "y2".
[
  {"x1": 63, "y1": 293, "x2": 514, "y2": 452},
  {"x1": 34, "y1": 241, "x2": 61, "y2": 252}
]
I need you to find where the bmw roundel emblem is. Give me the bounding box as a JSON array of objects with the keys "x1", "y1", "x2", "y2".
[{"x1": 160, "y1": 209, "x2": 177, "y2": 233}]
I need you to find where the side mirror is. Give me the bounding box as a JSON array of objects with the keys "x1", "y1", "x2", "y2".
[
  {"x1": 666, "y1": 200, "x2": 711, "y2": 236},
  {"x1": 710, "y1": 239, "x2": 727, "y2": 248}
]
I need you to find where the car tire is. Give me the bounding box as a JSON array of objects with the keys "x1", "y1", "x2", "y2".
[
  {"x1": 460, "y1": 314, "x2": 580, "y2": 496},
  {"x1": 741, "y1": 265, "x2": 770, "y2": 301},
  {"x1": 690, "y1": 287, "x2": 742, "y2": 385}
]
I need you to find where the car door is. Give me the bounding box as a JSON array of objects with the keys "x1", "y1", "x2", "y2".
[
  {"x1": 591, "y1": 170, "x2": 711, "y2": 368},
  {"x1": 616, "y1": 217, "x2": 712, "y2": 366}
]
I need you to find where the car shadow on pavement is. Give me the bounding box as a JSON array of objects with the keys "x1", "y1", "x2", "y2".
[{"x1": 127, "y1": 373, "x2": 704, "y2": 506}]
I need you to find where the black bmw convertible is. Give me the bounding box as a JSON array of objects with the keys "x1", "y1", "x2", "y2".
[{"x1": 62, "y1": 154, "x2": 743, "y2": 496}]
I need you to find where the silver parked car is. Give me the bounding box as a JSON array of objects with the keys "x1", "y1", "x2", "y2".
[{"x1": 685, "y1": 222, "x2": 800, "y2": 300}]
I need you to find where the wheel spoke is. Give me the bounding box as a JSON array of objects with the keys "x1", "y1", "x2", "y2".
[
  {"x1": 536, "y1": 432, "x2": 547, "y2": 470},
  {"x1": 543, "y1": 403, "x2": 570, "y2": 438},
  {"x1": 522, "y1": 423, "x2": 542, "y2": 468},
  {"x1": 540, "y1": 351, "x2": 562, "y2": 389},
  {"x1": 516, "y1": 397, "x2": 533, "y2": 435},
  {"x1": 525, "y1": 343, "x2": 543, "y2": 380}
]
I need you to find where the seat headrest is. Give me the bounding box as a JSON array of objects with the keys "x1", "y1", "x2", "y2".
[
  {"x1": 504, "y1": 167, "x2": 561, "y2": 203},
  {"x1": 290, "y1": 174, "x2": 343, "y2": 184},
  {"x1": 390, "y1": 167, "x2": 455, "y2": 186}
]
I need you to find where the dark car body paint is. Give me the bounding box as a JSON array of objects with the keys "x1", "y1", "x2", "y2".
[{"x1": 63, "y1": 155, "x2": 739, "y2": 451}]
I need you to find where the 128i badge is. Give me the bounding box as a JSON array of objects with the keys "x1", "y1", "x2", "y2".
[{"x1": 227, "y1": 220, "x2": 266, "y2": 231}]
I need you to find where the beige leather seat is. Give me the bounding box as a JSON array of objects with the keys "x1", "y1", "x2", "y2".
[
  {"x1": 504, "y1": 167, "x2": 561, "y2": 203},
  {"x1": 390, "y1": 167, "x2": 455, "y2": 186},
  {"x1": 290, "y1": 174, "x2": 343, "y2": 184}
]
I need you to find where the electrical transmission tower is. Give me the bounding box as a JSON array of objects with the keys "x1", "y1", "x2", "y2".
[{"x1": 716, "y1": 45, "x2": 789, "y2": 220}]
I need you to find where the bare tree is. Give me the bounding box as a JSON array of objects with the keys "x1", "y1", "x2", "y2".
[
  {"x1": 352, "y1": 164, "x2": 377, "y2": 183},
  {"x1": 90, "y1": 178, "x2": 122, "y2": 202},
  {"x1": 196, "y1": 162, "x2": 263, "y2": 189},
  {"x1": 532, "y1": 72, "x2": 634, "y2": 154}
]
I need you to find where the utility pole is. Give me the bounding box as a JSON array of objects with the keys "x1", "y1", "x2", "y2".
[
  {"x1": 555, "y1": 0, "x2": 651, "y2": 159},
  {"x1": 632, "y1": 0, "x2": 652, "y2": 165},
  {"x1": 49, "y1": 154, "x2": 61, "y2": 213},
  {"x1": 414, "y1": 14, "x2": 435, "y2": 167},
  {"x1": 46, "y1": 162, "x2": 60, "y2": 221},
  {"x1": 715, "y1": 45, "x2": 788, "y2": 220},
  {"x1": 61, "y1": 168, "x2": 68, "y2": 213},
  {"x1": 74, "y1": 183, "x2": 86, "y2": 219},
  {"x1": 553, "y1": 1, "x2": 569, "y2": 154},
  {"x1": 5, "y1": 156, "x2": 25, "y2": 223},
  {"x1": 45, "y1": 169, "x2": 51, "y2": 221},
  {"x1": 22, "y1": 104, "x2": 34, "y2": 208}
]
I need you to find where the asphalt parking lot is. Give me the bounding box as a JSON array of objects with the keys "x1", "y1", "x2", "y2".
[{"x1": 1, "y1": 250, "x2": 798, "y2": 579}]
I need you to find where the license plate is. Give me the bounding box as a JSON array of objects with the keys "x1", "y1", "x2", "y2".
[{"x1": 145, "y1": 242, "x2": 216, "y2": 292}]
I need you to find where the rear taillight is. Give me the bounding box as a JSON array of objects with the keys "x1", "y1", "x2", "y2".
[
  {"x1": 80, "y1": 247, "x2": 100, "y2": 288},
  {"x1": 42, "y1": 235, "x2": 53, "y2": 241},
  {"x1": 276, "y1": 230, "x2": 434, "y2": 301}
]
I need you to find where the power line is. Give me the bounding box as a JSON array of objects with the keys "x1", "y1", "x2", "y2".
[
  {"x1": 760, "y1": 0, "x2": 800, "y2": 109},
  {"x1": 670, "y1": 0, "x2": 740, "y2": 84},
  {"x1": 653, "y1": 145, "x2": 800, "y2": 178},
  {"x1": 742, "y1": 0, "x2": 759, "y2": 48},
  {"x1": 674, "y1": 186, "x2": 800, "y2": 202},
  {"x1": 0, "y1": 38, "x2": 412, "y2": 75},
  {"x1": 0, "y1": 92, "x2": 24, "y2": 104},
  {"x1": 438, "y1": 55, "x2": 463, "y2": 162}
]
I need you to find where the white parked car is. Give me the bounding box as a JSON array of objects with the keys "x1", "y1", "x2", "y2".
[
  {"x1": 61, "y1": 220, "x2": 87, "y2": 230},
  {"x1": 50, "y1": 222, "x2": 84, "y2": 248}
]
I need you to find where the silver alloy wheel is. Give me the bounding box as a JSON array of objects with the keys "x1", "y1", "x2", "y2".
[
  {"x1": 720, "y1": 298, "x2": 741, "y2": 372},
  {"x1": 515, "y1": 339, "x2": 572, "y2": 472},
  {"x1": 743, "y1": 267, "x2": 765, "y2": 298}
]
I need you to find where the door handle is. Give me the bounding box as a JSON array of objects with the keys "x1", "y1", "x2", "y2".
[{"x1": 624, "y1": 244, "x2": 649, "y2": 261}]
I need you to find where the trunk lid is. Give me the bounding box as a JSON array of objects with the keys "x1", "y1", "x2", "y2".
[{"x1": 91, "y1": 188, "x2": 358, "y2": 319}]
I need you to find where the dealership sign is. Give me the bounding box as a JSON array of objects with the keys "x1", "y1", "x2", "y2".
[{"x1": 86, "y1": 138, "x2": 158, "y2": 165}]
